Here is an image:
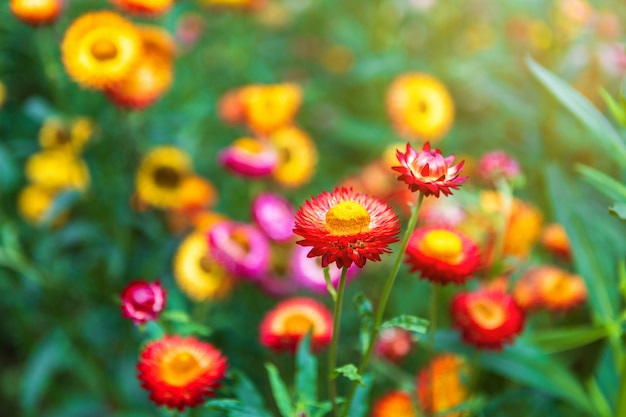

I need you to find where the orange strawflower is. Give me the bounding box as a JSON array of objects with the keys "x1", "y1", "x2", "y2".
[
  {"x1": 393, "y1": 142, "x2": 466, "y2": 197},
  {"x1": 106, "y1": 26, "x2": 174, "y2": 109},
  {"x1": 174, "y1": 175, "x2": 218, "y2": 214},
  {"x1": 259, "y1": 297, "x2": 333, "y2": 353},
  {"x1": 517, "y1": 266, "x2": 586, "y2": 311},
  {"x1": 111, "y1": 0, "x2": 173, "y2": 16},
  {"x1": 540, "y1": 223, "x2": 571, "y2": 260},
  {"x1": 10, "y1": 0, "x2": 62, "y2": 26},
  {"x1": 61, "y1": 11, "x2": 141, "y2": 90},
  {"x1": 371, "y1": 391, "x2": 416, "y2": 417},
  {"x1": 137, "y1": 336, "x2": 227, "y2": 411},
  {"x1": 386, "y1": 72, "x2": 455, "y2": 142},
  {"x1": 217, "y1": 88, "x2": 246, "y2": 125},
  {"x1": 294, "y1": 187, "x2": 400, "y2": 268},
  {"x1": 417, "y1": 355, "x2": 469, "y2": 417},
  {"x1": 240, "y1": 83, "x2": 302, "y2": 134},
  {"x1": 451, "y1": 289, "x2": 525, "y2": 350},
  {"x1": 405, "y1": 226, "x2": 481, "y2": 285}
]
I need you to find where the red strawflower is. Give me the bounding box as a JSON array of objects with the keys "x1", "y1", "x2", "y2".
[
  {"x1": 392, "y1": 142, "x2": 466, "y2": 197},
  {"x1": 121, "y1": 280, "x2": 166, "y2": 324},
  {"x1": 374, "y1": 327, "x2": 414, "y2": 363},
  {"x1": 405, "y1": 226, "x2": 481, "y2": 284},
  {"x1": 293, "y1": 187, "x2": 400, "y2": 268},
  {"x1": 137, "y1": 335, "x2": 227, "y2": 411},
  {"x1": 259, "y1": 297, "x2": 333, "y2": 353},
  {"x1": 451, "y1": 289, "x2": 525, "y2": 350}
]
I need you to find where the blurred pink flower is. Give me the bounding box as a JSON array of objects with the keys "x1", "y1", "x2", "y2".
[
  {"x1": 251, "y1": 192, "x2": 296, "y2": 242},
  {"x1": 218, "y1": 137, "x2": 278, "y2": 178},
  {"x1": 208, "y1": 221, "x2": 270, "y2": 279}
]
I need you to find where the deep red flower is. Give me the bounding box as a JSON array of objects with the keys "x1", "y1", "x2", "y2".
[
  {"x1": 121, "y1": 280, "x2": 166, "y2": 324},
  {"x1": 137, "y1": 335, "x2": 227, "y2": 411},
  {"x1": 405, "y1": 226, "x2": 481, "y2": 284},
  {"x1": 293, "y1": 187, "x2": 400, "y2": 268},
  {"x1": 451, "y1": 289, "x2": 525, "y2": 350},
  {"x1": 392, "y1": 142, "x2": 466, "y2": 197},
  {"x1": 259, "y1": 298, "x2": 333, "y2": 353}
]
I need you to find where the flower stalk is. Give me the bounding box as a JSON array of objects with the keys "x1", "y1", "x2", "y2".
[{"x1": 328, "y1": 266, "x2": 348, "y2": 417}]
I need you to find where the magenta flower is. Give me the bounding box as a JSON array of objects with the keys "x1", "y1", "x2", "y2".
[
  {"x1": 290, "y1": 245, "x2": 359, "y2": 293},
  {"x1": 251, "y1": 192, "x2": 296, "y2": 243},
  {"x1": 477, "y1": 150, "x2": 521, "y2": 185},
  {"x1": 218, "y1": 137, "x2": 278, "y2": 178},
  {"x1": 208, "y1": 221, "x2": 270, "y2": 279},
  {"x1": 120, "y1": 280, "x2": 166, "y2": 325}
]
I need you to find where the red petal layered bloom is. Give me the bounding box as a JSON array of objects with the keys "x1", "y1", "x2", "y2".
[
  {"x1": 293, "y1": 187, "x2": 400, "y2": 268},
  {"x1": 451, "y1": 289, "x2": 525, "y2": 350},
  {"x1": 392, "y1": 142, "x2": 466, "y2": 197},
  {"x1": 405, "y1": 226, "x2": 481, "y2": 284},
  {"x1": 137, "y1": 336, "x2": 228, "y2": 411},
  {"x1": 120, "y1": 280, "x2": 166, "y2": 324},
  {"x1": 259, "y1": 297, "x2": 333, "y2": 353}
]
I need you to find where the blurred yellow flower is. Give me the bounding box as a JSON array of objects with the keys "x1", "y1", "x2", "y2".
[
  {"x1": 240, "y1": 83, "x2": 302, "y2": 134},
  {"x1": 174, "y1": 232, "x2": 233, "y2": 302},
  {"x1": 25, "y1": 150, "x2": 90, "y2": 191},
  {"x1": 269, "y1": 126, "x2": 317, "y2": 188},
  {"x1": 10, "y1": 0, "x2": 61, "y2": 26},
  {"x1": 61, "y1": 11, "x2": 142, "y2": 90},
  {"x1": 39, "y1": 117, "x2": 94, "y2": 153},
  {"x1": 17, "y1": 184, "x2": 60, "y2": 225},
  {"x1": 386, "y1": 73, "x2": 455, "y2": 143},
  {"x1": 135, "y1": 146, "x2": 192, "y2": 209}
]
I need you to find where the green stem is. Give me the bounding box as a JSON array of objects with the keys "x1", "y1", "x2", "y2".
[
  {"x1": 340, "y1": 193, "x2": 425, "y2": 417},
  {"x1": 429, "y1": 284, "x2": 440, "y2": 353},
  {"x1": 329, "y1": 266, "x2": 348, "y2": 417},
  {"x1": 616, "y1": 367, "x2": 626, "y2": 417},
  {"x1": 324, "y1": 266, "x2": 338, "y2": 301},
  {"x1": 489, "y1": 179, "x2": 513, "y2": 278}
]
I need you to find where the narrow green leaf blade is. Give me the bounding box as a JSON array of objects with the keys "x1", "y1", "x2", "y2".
[
  {"x1": 381, "y1": 315, "x2": 429, "y2": 334},
  {"x1": 346, "y1": 374, "x2": 373, "y2": 417},
  {"x1": 265, "y1": 363, "x2": 294, "y2": 417},
  {"x1": 295, "y1": 333, "x2": 318, "y2": 406},
  {"x1": 205, "y1": 399, "x2": 272, "y2": 417},
  {"x1": 354, "y1": 292, "x2": 373, "y2": 355},
  {"x1": 231, "y1": 370, "x2": 266, "y2": 409},
  {"x1": 609, "y1": 204, "x2": 626, "y2": 221},
  {"x1": 576, "y1": 164, "x2": 626, "y2": 202},
  {"x1": 524, "y1": 325, "x2": 609, "y2": 353}
]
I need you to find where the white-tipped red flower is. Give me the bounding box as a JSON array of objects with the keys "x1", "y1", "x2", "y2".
[
  {"x1": 392, "y1": 142, "x2": 466, "y2": 197},
  {"x1": 120, "y1": 280, "x2": 166, "y2": 324}
]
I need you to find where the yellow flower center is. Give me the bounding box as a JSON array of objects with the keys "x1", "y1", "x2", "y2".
[
  {"x1": 161, "y1": 351, "x2": 202, "y2": 386},
  {"x1": 284, "y1": 313, "x2": 314, "y2": 334},
  {"x1": 325, "y1": 201, "x2": 370, "y2": 236},
  {"x1": 199, "y1": 255, "x2": 213, "y2": 274},
  {"x1": 234, "y1": 137, "x2": 264, "y2": 154},
  {"x1": 231, "y1": 229, "x2": 251, "y2": 253},
  {"x1": 90, "y1": 39, "x2": 118, "y2": 61},
  {"x1": 419, "y1": 230, "x2": 463, "y2": 264},
  {"x1": 468, "y1": 298, "x2": 506, "y2": 330}
]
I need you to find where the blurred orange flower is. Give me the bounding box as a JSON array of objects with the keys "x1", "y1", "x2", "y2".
[{"x1": 10, "y1": 0, "x2": 62, "y2": 26}]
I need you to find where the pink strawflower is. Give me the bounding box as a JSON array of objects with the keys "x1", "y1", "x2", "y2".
[
  {"x1": 121, "y1": 280, "x2": 166, "y2": 325},
  {"x1": 208, "y1": 221, "x2": 270, "y2": 279},
  {"x1": 251, "y1": 192, "x2": 296, "y2": 243}
]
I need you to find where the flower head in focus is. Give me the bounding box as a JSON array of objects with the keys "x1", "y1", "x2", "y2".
[
  {"x1": 393, "y1": 142, "x2": 466, "y2": 197},
  {"x1": 294, "y1": 187, "x2": 400, "y2": 268},
  {"x1": 174, "y1": 232, "x2": 233, "y2": 302},
  {"x1": 386, "y1": 72, "x2": 455, "y2": 142},
  {"x1": 417, "y1": 354, "x2": 469, "y2": 417},
  {"x1": 259, "y1": 297, "x2": 333, "y2": 353},
  {"x1": 61, "y1": 11, "x2": 142, "y2": 90},
  {"x1": 120, "y1": 280, "x2": 166, "y2": 324},
  {"x1": 372, "y1": 391, "x2": 416, "y2": 417},
  {"x1": 208, "y1": 221, "x2": 270, "y2": 279},
  {"x1": 451, "y1": 289, "x2": 525, "y2": 349},
  {"x1": 405, "y1": 226, "x2": 481, "y2": 285},
  {"x1": 10, "y1": 0, "x2": 62, "y2": 26},
  {"x1": 137, "y1": 335, "x2": 227, "y2": 411}
]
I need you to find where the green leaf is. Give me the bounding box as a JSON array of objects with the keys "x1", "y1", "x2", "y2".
[
  {"x1": 230, "y1": 370, "x2": 266, "y2": 409},
  {"x1": 576, "y1": 164, "x2": 626, "y2": 202},
  {"x1": 600, "y1": 88, "x2": 626, "y2": 127},
  {"x1": 346, "y1": 374, "x2": 373, "y2": 417},
  {"x1": 265, "y1": 363, "x2": 294, "y2": 417},
  {"x1": 353, "y1": 292, "x2": 373, "y2": 355},
  {"x1": 205, "y1": 399, "x2": 272, "y2": 417},
  {"x1": 333, "y1": 364, "x2": 364, "y2": 386},
  {"x1": 610, "y1": 204, "x2": 626, "y2": 221},
  {"x1": 587, "y1": 378, "x2": 613, "y2": 417},
  {"x1": 380, "y1": 315, "x2": 429, "y2": 334},
  {"x1": 524, "y1": 325, "x2": 609, "y2": 353},
  {"x1": 295, "y1": 332, "x2": 318, "y2": 406},
  {"x1": 41, "y1": 190, "x2": 81, "y2": 228},
  {"x1": 311, "y1": 402, "x2": 334, "y2": 417},
  {"x1": 160, "y1": 310, "x2": 190, "y2": 323},
  {"x1": 526, "y1": 56, "x2": 626, "y2": 167}
]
